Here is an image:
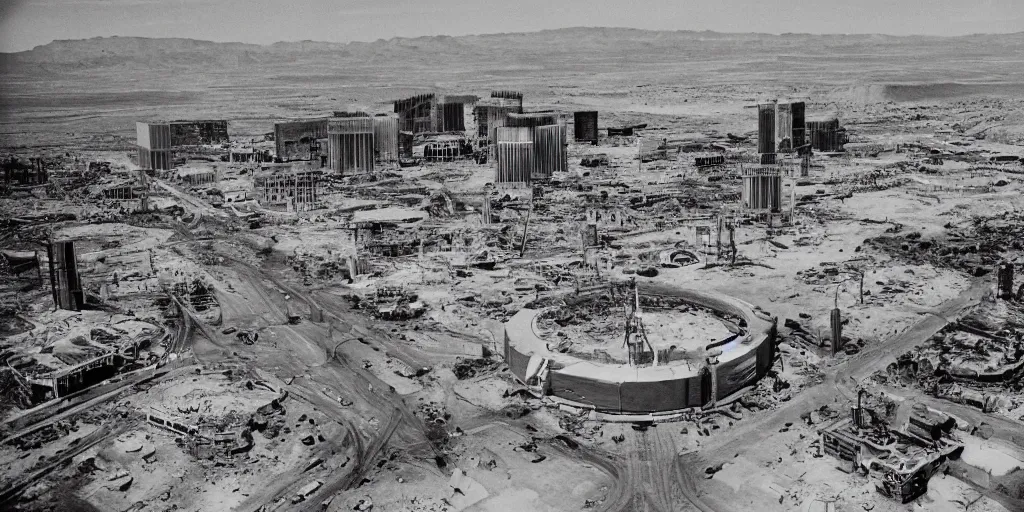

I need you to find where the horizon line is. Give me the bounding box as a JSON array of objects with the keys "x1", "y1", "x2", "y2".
[{"x1": 6, "y1": 25, "x2": 1024, "y2": 54}]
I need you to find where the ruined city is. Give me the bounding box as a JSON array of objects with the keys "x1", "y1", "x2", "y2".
[{"x1": 1, "y1": 15, "x2": 1024, "y2": 512}]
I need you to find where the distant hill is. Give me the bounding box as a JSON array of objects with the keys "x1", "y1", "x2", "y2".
[{"x1": 2, "y1": 28, "x2": 1023, "y2": 74}]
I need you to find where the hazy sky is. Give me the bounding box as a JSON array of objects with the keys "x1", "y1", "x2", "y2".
[{"x1": 1, "y1": 0, "x2": 1022, "y2": 52}]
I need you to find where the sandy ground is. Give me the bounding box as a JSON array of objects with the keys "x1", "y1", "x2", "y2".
[{"x1": 3, "y1": 33, "x2": 1024, "y2": 512}]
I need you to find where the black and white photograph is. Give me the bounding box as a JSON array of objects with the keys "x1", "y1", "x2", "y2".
[{"x1": 1, "y1": 1, "x2": 1023, "y2": 511}]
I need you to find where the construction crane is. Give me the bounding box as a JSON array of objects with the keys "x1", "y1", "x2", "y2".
[{"x1": 622, "y1": 278, "x2": 657, "y2": 367}]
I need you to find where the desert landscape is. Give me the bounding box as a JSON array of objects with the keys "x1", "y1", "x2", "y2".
[{"x1": 2, "y1": 27, "x2": 1024, "y2": 512}]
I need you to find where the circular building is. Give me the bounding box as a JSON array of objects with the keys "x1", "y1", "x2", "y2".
[{"x1": 502, "y1": 281, "x2": 777, "y2": 416}]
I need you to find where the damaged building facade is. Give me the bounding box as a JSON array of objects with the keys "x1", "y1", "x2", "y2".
[
  {"x1": 497, "y1": 112, "x2": 567, "y2": 180},
  {"x1": 475, "y1": 91, "x2": 524, "y2": 141},
  {"x1": 253, "y1": 168, "x2": 323, "y2": 212},
  {"x1": 393, "y1": 94, "x2": 474, "y2": 134},
  {"x1": 820, "y1": 400, "x2": 964, "y2": 504},
  {"x1": 495, "y1": 127, "x2": 534, "y2": 184},
  {"x1": 741, "y1": 167, "x2": 783, "y2": 212},
  {"x1": 327, "y1": 117, "x2": 374, "y2": 175},
  {"x1": 372, "y1": 114, "x2": 400, "y2": 163},
  {"x1": 168, "y1": 120, "x2": 229, "y2": 146},
  {"x1": 273, "y1": 119, "x2": 329, "y2": 162},
  {"x1": 806, "y1": 117, "x2": 846, "y2": 152},
  {"x1": 136, "y1": 122, "x2": 173, "y2": 171},
  {"x1": 135, "y1": 120, "x2": 229, "y2": 170},
  {"x1": 502, "y1": 283, "x2": 777, "y2": 415}
]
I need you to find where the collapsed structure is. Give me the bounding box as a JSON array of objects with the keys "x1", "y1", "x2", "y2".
[
  {"x1": 806, "y1": 116, "x2": 845, "y2": 152},
  {"x1": 273, "y1": 119, "x2": 329, "y2": 162},
  {"x1": 393, "y1": 94, "x2": 473, "y2": 134},
  {"x1": 474, "y1": 91, "x2": 525, "y2": 141},
  {"x1": 168, "y1": 120, "x2": 229, "y2": 146},
  {"x1": 3, "y1": 157, "x2": 49, "y2": 186},
  {"x1": 820, "y1": 397, "x2": 964, "y2": 503},
  {"x1": 253, "y1": 167, "x2": 323, "y2": 212},
  {"x1": 135, "y1": 120, "x2": 230, "y2": 170},
  {"x1": 47, "y1": 240, "x2": 84, "y2": 311},
  {"x1": 503, "y1": 282, "x2": 777, "y2": 416}
]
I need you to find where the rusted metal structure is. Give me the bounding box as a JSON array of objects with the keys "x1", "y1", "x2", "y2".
[
  {"x1": 573, "y1": 111, "x2": 599, "y2": 145},
  {"x1": 274, "y1": 119, "x2": 329, "y2": 162},
  {"x1": 136, "y1": 122, "x2": 173, "y2": 170},
  {"x1": 327, "y1": 118, "x2": 374, "y2": 175},
  {"x1": 741, "y1": 167, "x2": 783, "y2": 212},
  {"x1": 372, "y1": 114, "x2": 400, "y2": 163},
  {"x1": 47, "y1": 240, "x2": 83, "y2": 311},
  {"x1": 495, "y1": 127, "x2": 534, "y2": 184},
  {"x1": 169, "y1": 120, "x2": 229, "y2": 146}
]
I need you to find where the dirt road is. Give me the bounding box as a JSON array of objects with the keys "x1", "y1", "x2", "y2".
[
  {"x1": 624, "y1": 426, "x2": 692, "y2": 512},
  {"x1": 671, "y1": 276, "x2": 994, "y2": 511},
  {"x1": 203, "y1": 253, "x2": 444, "y2": 511}
]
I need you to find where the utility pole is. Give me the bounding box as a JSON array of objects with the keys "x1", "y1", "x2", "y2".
[
  {"x1": 730, "y1": 223, "x2": 737, "y2": 265},
  {"x1": 637, "y1": 136, "x2": 642, "y2": 173},
  {"x1": 519, "y1": 206, "x2": 532, "y2": 258}
]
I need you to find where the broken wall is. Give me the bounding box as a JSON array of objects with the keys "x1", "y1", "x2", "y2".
[
  {"x1": 274, "y1": 119, "x2": 329, "y2": 161},
  {"x1": 169, "y1": 120, "x2": 229, "y2": 146}
]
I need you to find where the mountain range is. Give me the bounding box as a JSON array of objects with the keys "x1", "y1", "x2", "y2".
[{"x1": 2, "y1": 28, "x2": 1023, "y2": 74}]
